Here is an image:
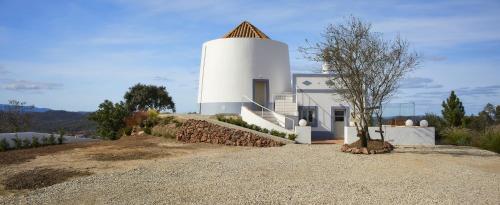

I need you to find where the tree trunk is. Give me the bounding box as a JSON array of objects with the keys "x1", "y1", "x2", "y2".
[
  {"x1": 360, "y1": 129, "x2": 368, "y2": 147},
  {"x1": 378, "y1": 114, "x2": 385, "y2": 142}
]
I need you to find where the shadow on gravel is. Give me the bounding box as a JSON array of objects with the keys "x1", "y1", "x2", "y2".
[
  {"x1": 394, "y1": 146, "x2": 499, "y2": 157},
  {"x1": 2, "y1": 168, "x2": 92, "y2": 190}
]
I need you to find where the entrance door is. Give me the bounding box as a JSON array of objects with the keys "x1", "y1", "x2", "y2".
[
  {"x1": 333, "y1": 108, "x2": 346, "y2": 139},
  {"x1": 253, "y1": 79, "x2": 269, "y2": 108}
]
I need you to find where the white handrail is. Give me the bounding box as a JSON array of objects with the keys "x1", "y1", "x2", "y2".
[{"x1": 242, "y1": 95, "x2": 295, "y2": 130}]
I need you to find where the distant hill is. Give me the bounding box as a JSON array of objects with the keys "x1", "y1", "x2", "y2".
[
  {"x1": 0, "y1": 104, "x2": 51, "y2": 112},
  {"x1": 28, "y1": 110, "x2": 96, "y2": 134},
  {"x1": 0, "y1": 105, "x2": 96, "y2": 134}
]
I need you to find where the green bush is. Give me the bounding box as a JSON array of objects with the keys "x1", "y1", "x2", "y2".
[
  {"x1": 11, "y1": 136, "x2": 23, "y2": 149},
  {"x1": 22, "y1": 138, "x2": 31, "y2": 148},
  {"x1": 41, "y1": 136, "x2": 49, "y2": 145},
  {"x1": 441, "y1": 127, "x2": 473, "y2": 146},
  {"x1": 270, "y1": 130, "x2": 287, "y2": 138},
  {"x1": 173, "y1": 120, "x2": 183, "y2": 127},
  {"x1": 479, "y1": 128, "x2": 500, "y2": 153},
  {"x1": 215, "y1": 114, "x2": 225, "y2": 121},
  {"x1": 123, "y1": 127, "x2": 133, "y2": 136},
  {"x1": 0, "y1": 138, "x2": 10, "y2": 151},
  {"x1": 48, "y1": 134, "x2": 57, "y2": 145},
  {"x1": 88, "y1": 100, "x2": 130, "y2": 140},
  {"x1": 216, "y1": 115, "x2": 292, "y2": 137},
  {"x1": 31, "y1": 137, "x2": 41, "y2": 147},
  {"x1": 158, "y1": 116, "x2": 175, "y2": 125},
  {"x1": 58, "y1": 129, "x2": 65, "y2": 144},
  {"x1": 287, "y1": 134, "x2": 297, "y2": 141},
  {"x1": 424, "y1": 113, "x2": 446, "y2": 144},
  {"x1": 143, "y1": 127, "x2": 152, "y2": 135}
]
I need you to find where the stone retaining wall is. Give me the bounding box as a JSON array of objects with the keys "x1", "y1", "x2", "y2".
[{"x1": 176, "y1": 119, "x2": 284, "y2": 147}]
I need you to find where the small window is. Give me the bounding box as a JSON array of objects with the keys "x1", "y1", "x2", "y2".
[
  {"x1": 298, "y1": 106, "x2": 318, "y2": 127},
  {"x1": 334, "y1": 110, "x2": 345, "y2": 121}
]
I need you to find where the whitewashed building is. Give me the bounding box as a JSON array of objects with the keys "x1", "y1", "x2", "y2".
[{"x1": 197, "y1": 21, "x2": 435, "y2": 145}]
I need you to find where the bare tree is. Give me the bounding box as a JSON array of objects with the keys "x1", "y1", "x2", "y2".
[
  {"x1": 0, "y1": 100, "x2": 33, "y2": 132},
  {"x1": 300, "y1": 17, "x2": 419, "y2": 148}
]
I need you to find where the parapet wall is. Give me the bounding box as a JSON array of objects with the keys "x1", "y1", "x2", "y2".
[
  {"x1": 344, "y1": 126, "x2": 435, "y2": 145},
  {"x1": 176, "y1": 119, "x2": 285, "y2": 147}
]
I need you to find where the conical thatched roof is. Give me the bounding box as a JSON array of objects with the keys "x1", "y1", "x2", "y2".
[{"x1": 223, "y1": 21, "x2": 270, "y2": 39}]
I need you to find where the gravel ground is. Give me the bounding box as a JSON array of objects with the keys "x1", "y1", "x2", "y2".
[{"x1": 1, "y1": 144, "x2": 499, "y2": 204}]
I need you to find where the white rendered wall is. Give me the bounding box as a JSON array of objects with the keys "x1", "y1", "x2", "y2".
[
  {"x1": 295, "y1": 75, "x2": 350, "y2": 136},
  {"x1": 198, "y1": 38, "x2": 291, "y2": 109},
  {"x1": 344, "y1": 126, "x2": 436, "y2": 145},
  {"x1": 241, "y1": 106, "x2": 293, "y2": 134},
  {"x1": 294, "y1": 126, "x2": 311, "y2": 144}
]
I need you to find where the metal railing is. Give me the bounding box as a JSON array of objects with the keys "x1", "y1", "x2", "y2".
[{"x1": 242, "y1": 95, "x2": 295, "y2": 130}]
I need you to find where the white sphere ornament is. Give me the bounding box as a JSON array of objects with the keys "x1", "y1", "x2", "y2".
[
  {"x1": 420, "y1": 120, "x2": 429, "y2": 127},
  {"x1": 405, "y1": 119, "x2": 414, "y2": 127},
  {"x1": 299, "y1": 119, "x2": 307, "y2": 126}
]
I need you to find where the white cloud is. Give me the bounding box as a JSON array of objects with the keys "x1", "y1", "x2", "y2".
[
  {"x1": 400, "y1": 77, "x2": 443, "y2": 89},
  {"x1": 1, "y1": 80, "x2": 63, "y2": 91},
  {"x1": 373, "y1": 15, "x2": 500, "y2": 48}
]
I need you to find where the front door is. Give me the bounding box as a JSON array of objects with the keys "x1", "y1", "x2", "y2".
[
  {"x1": 333, "y1": 108, "x2": 346, "y2": 139},
  {"x1": 253, "y1": 79, "x2": 268, "y2": 108}
]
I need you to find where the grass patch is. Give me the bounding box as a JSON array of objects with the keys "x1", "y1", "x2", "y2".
[
  {"x1": 2, "y1": 168, "x2": 92, "y2": 190},
  {"x1": 215, "y1": 114, "x2": 295, "y2": 140}
]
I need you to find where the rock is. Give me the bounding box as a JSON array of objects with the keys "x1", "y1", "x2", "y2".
[
  {"x1": 340, "y1": 145, "x2": 348, "y2": 152},
  {"x1": 176, "y1": 119, "x2": 283, "y2": 147},
  {"x1": 351, "y1": 148, "x2": 360, "y2": 154},
  {"x1": 361, "y1": 147, "x2": 369, "y2": 154}
]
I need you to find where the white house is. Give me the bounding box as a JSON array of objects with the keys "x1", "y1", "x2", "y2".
[{"x1": 198, "y1": 21, "x2": 435, "y2": 145}]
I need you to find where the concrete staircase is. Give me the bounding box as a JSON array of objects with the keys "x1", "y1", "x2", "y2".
[{"x1": 254, "y1": 110, "x2": 280, "y2": 125}]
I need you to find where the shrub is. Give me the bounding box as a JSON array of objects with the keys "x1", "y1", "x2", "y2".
[
  {"x1": 215, "y1": 114, "x2": 225, "y2": 121},
  {"x1": 58, "y1": 129, "x2": 65, "y2": 144},
  {"x1": 22, "y1": 138, "x2": 32, "y2": 148},
  {"x1": 441, "y1": 127, "x2": 473, "y2": 146},
  {"x1": 479, "y1": 127, "x2": 500, "y2": 153},
  {"x1": 288, "y1": 134, "x2": 297, "y2": 141},
  {"x1": 152, "y1": 125, "x2": 176, "y2": 138},
  {"x1": 173, "y1": 120, "x2": 183, "y2": 127},
  {"x1": 252, "y1": 125, "x2": 262, "y2": 132},
  {"x1": 158, "y1": 116, "x2": 175, "y2": 125},
  {"x1": 0, "y1": 138, "x2": 10, "y2": 151},
  {"x1": 31, "y1": 137, "x2": 41, "y2": 147},
  {"x1": 270, "y1": 130, "x2": 287, "y2": 138},
  {"x1": 48, "y1": 134, "x2": 56, "y2": 145},
  {"x1": 41, "y1": 136, "x2": 49, "y2": 145},
  {"x1": 262, "y1": 128, "x2": 269, "y2": 134},
  {"x1": 424, "y1": 113, "x2": 446, "y2": 143},
  {"x1": 124, "y1": 111, "x2": 148, "y2": 128},
  {"x1": 143, "y1": 127, "x2": 152, "y2": 135},
  {"x1": 123, "y1": 127, "x2": 133, "y2": 136},
  {"x1": 11, "y1": 135, "x2": 23, "y2": 149},
  {"x1": 88, "y1": 100, "x2": 130, "y2": 140}
]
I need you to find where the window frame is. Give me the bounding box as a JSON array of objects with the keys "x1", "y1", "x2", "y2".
[{"x1": 298, "y1": 106, "x2": 318, "y2": 127}]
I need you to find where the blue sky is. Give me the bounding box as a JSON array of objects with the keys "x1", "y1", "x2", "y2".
[{"x1": 0, "y1": 0, "x2": 499, "y2": 115}]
